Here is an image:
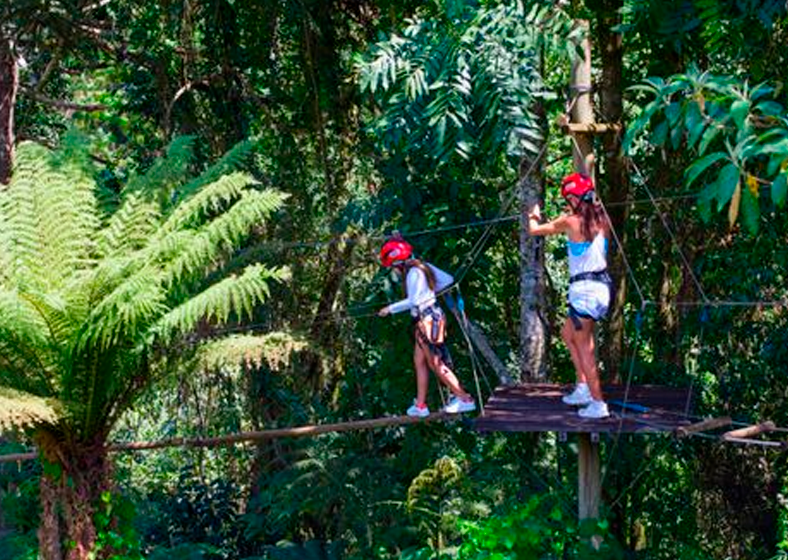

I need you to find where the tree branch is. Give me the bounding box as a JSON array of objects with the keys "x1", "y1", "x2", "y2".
[{"x1": 23, "y1": 89, "x2": 107, "y2": 112}]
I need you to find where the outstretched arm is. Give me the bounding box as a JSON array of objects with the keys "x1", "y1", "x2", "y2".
[{"x1": 527, "y1": 204, "x2": 570, "y2": 237}]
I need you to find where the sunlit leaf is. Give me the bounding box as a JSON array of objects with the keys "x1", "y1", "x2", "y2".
[{"x1": 728, "y1": 181, "x2": 741, "y2": 227}]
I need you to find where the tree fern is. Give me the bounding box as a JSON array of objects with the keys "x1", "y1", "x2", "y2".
[{"x1": 0, "y1": 138, "x2": 288, "y2": 441}]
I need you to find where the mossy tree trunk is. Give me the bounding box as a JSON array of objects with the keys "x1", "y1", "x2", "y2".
[
  {"x1": 0, "y1": 36, "x2": 17, "y2": 185},
  {"x1": 36, "y1": 430, "x2": 111, "y2": 560}
]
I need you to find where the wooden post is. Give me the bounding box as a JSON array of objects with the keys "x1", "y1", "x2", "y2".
[
  {"x1": 570, "y1": 18, "x2": 603, "y2": 528},
  {"x1": 578, "y1": 434, "x2": 601, "y2": 519},
  {"x1": 569, "y1": 19, "x2": 595, "y2": 177}
]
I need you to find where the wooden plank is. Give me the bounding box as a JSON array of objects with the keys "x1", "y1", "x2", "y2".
[
  {"x1": 722, "y1": 421, "x2": 776, "y2": 441},
  {"x1": 475, "y1": 383, "x2": 693, "y2": 435},
  {"x1": 675, "y1": 416, "x2": 732, "y2": 438}
]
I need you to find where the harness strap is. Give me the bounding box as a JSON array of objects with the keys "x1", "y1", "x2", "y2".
[{"x1": 570, "y1": 269, "x2": 611, "y2": 284}]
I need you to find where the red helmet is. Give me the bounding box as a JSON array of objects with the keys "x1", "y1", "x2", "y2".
[
  {"x1": 561, "y1": 173, "x2": 594, "y2": 199},
  {"x1": 380, "y1": 238, "x2": 413, "y2": 267}
]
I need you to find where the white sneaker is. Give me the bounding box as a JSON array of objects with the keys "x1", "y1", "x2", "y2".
[
  {"x1": 578, "y1": 400, "x2": 610, "y2": 419},
  {"x1": 442, "y1": 396, "x2": 476, "y2": 414},
  {"x1": 562, "y1": 384, "x2": 592, "y2": 406},
  {"x1": 406, "y1": 401, "x2": 430, "y2": 418}
]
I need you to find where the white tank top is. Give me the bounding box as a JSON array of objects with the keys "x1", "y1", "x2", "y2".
[{"x1": 567, "y1": 232, "x2": 608, "y2": 277}]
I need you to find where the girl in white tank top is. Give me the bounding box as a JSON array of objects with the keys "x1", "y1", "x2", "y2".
[{"x1": 526, "y1": 173, "x2": 612, "y2": 419}]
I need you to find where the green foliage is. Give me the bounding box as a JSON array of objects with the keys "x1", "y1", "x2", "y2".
[
  {"x1": 0, "y1": 441, "x2": 40, "y2": 560},
  {"x1": 625, "y1": 67, "x2": 788, "y2": 233},
  {"x1": 137, "y1": 467, "x2": 248, "y2": 559},
  {"x1": 457, "y1": 494, "x2": 569, "y2": 559},
  {"x1": 356, "y1": 0, "x2": 574, "y2": 164},
  {"x1": 262, "y1": 540, "x2": 345, "y2": 560},
  {"x1": 406, "y1": 456, "x2": 464, "y2": 550},
  {"x1": 93, "y1": 490, "x2": 143, "y2": 560}
]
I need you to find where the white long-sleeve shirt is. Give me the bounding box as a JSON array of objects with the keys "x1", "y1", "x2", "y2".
[{"x1": 388, "y1": 263, "x2": 454, "y2": 317}]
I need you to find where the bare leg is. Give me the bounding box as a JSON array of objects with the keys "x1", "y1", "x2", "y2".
[
  {"x1": 427, "y1": 352, "x2": 472, "y2": 400},
  {"x1": 574, "y1": 319, "x2": 603, "y2": 401},
  {"x1": 413, "y1": 341, "x2": 431, "y2": 406},
  {"x1": 561, "y1": 318, "x2": 588, "y2": 385}
]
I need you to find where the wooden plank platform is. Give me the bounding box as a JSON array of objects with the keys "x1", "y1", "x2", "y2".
[{"x1": 475, "y1": 383, "x2": 693, "y2": 434}]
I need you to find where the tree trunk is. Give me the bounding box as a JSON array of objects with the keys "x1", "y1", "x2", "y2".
[
  {"x1": 594, "y1": 0, "x2": 628, "y2": 383},
  {"x1": 36, "y1": 430, "x2": 111, "y2": 560},
  {"x1": 0, "y1": 36, "x2": 17, "y2": 185},
  {"x1": 518, "y1": 148, "x2": 547, "y2": 382},
  {"x1": 305, "y1": 235, "x2": 357, "y2": 393}
]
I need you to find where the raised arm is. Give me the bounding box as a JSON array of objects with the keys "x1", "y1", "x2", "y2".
[{"x1": 527, "y1": 203, "x2": 571, "y2": 237}]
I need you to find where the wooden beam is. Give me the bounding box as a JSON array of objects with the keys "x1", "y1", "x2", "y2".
[
  {"x1": 0, "y1": 451, "x2": 37, "y2": 463},
  {"x1": 722, "y1": 437, "x2": 786, "y2": 449},
  {"x1": 0, "y1": 413, "x2": 450, "y2": 464},
  {"x1": 563, "y1": 122, "x2": 623, "y2": 134},
  {"x1": 675, "y1": 416, "x2": 732, "y2": 438},
  {"x1": 722, "y1": 421, "x2": 776, "y2": 441}
]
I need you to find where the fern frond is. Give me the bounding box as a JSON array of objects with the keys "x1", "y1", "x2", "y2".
[
  {"x1": 197, "y1": 332, "x2": 308, "y2": 371},
  {"x1": 157, "y1": 172, "x2": 257, "y2": 235},
  {"x1": 81, "y1": 269, "x2": 167, "y2": 351},
  {"x1": 152, "y1": 264, "x2": 289, "y2": 344},
  {"x1": 0, "y1": 289, "x2": 56, "y2": 393},
  {"x1": 0, "y1": 388, "x2": 60, "y2": 433},
  {"x1": 3, "y1": 142, "x2": 99, "y2": 290},
  {"x1": 97, "y1": 194, "x2": 161, "y2": 257},
  {"x1": 177, "y1": 139, "x2": 256, "y2": 203},
  {"x1": 123, "y1": 136, "x2": 196, "y2": 204},
  {"x1": 159, "y1": 188, "x2": 289, "y2": 286}
]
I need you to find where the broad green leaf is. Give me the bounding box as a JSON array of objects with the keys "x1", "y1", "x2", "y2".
[
  {"x1": 670, "y1": 122, "x2": 683, "y2": 150},
  {"x1": 685, "y1": 152, "x2": 728, "y2": 187},
  {"x1": 730, "y1": 100, "x2": 750, "y2": 130},
  {"x1": 717, "y1": 163, "x2": 741, "y2": 211},
  {"x1": 767, "y1": 153, "x2": 788, "y2": 176},
  {"x1": 755, "y1": 100, "x2": 784, "y2": 116},
  {"x1": 772, "y1": 172, "x2": 788, "y2": 207},
  {"x1": 685, "y1": 102, "x2": 706, "y2": 148},
  {"x1": 665, "y1": 102, "x2": 682, "y2": 127},
  {"x1": 697, "y1": 192, "x2": 712, "y2": 223},
  {"x1": 741, "y1": 182, "x2": 760, "y2": 234},
  {"x1": 651, "y1": 120, "x2": 669, "y2": 146},
  {"x1": 698, "y1": 124, "x2": 723, "y2": 155}
]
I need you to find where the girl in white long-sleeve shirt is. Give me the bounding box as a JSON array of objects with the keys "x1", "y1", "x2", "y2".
[{"x1": 378, "y1": 238, "x2": 476, "y2": 418}]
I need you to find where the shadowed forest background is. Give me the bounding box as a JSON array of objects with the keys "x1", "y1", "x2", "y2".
[{"x1": 1, "y1": 0, "x2": 788, "y2": 559}]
